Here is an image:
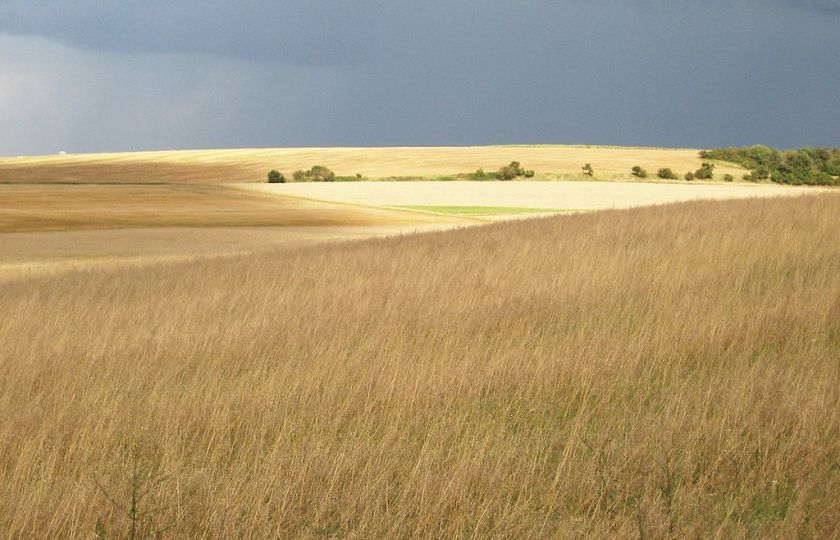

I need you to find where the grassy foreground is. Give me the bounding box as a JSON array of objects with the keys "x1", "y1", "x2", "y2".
[{"x1": 1, "y1": 195, "x2": 840, "y2": 537}]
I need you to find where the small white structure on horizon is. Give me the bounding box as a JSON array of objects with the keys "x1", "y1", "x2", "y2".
[{"x1": 58, "y1": 151, "x2": 67, "y2": 155}]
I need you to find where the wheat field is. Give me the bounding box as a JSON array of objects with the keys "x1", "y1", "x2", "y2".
[
  {"x1": 1, "y1": 194, "x2": 839, "y2": 538},
  {"x1": 0, "y1": 145, "x2": 747, "y2": 184}
]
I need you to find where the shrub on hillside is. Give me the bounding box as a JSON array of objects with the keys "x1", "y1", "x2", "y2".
[
  {"x1": 582, "y1": 163, "x2": 594, "y2": 177},
  {"x1": 685, "y1": 172, "x2": 695, "y2": 181},
  {"x1": 631, "y1": 166, "x2": 647, "y2": 179},
  {"x1": 267, "y1": 170, "x2": 285, "y2": 184},
  {"x1": 657, "y1": 168, "x2": 678, "y2": 180},
  {"x1": 308, "y1": 165, "x2": 335, "y2": 182},
  {"x1": 293, "y1": 165, "x2": 336, "y2": 182},
  {"x1": 497, "y1": 161, "x2": 530, "y2": 181},
  {"x1": 694, "y1": 162, "x2": 715, "y2": 180},
  {"x1": 724, "y1": 174, "x2": 734, "y2": 182},
  {"x1": 702, "y1": 145, "x2": 840, "y2": 186}
]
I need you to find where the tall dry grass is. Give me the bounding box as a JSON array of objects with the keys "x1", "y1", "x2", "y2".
[{"x1": 1, "y1": 195, "x2": 839, "y2": 538}]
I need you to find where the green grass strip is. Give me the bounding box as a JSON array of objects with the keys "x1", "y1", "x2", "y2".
[{"x1": 392, "y1": 206, "x2": 572, "y2": 216}]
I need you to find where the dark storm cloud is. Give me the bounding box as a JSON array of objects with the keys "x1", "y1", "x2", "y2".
[
  {"x1": 0, "y1": 1, "x2": 838, "y2": 154},
  {"x1": 0, "y1": 0, "x2": 384, "y2": 65}
]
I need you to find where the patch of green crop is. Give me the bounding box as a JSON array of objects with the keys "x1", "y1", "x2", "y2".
[{"x1": 392, "y1": 206, "x2": 573, "y2": 216}]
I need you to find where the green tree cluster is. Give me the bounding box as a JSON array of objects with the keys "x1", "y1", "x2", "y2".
[
  {"x1": 292, "y1": 165, "x2": 336, "y2": 182},
  {"x1": 694, "y1": 162, "x2": 715, "y2": 180},
  {"x1": 497, "y1": 161, "x2": 535, "y2": 180},
  {"x1": 657, "y1": 168, "x2": 678, "y2": 180},
  {"x1": 701, "y1": 146, "x2": 840, "y2": 186}
]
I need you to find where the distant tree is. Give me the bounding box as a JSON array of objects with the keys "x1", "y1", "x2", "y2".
[
  {"x1": 694, "y1": 162, "x2": 715, "y2": 180},
  {"x1": 582, "y1": 163, "x2": 594, "y2": 177},
  {"x1": 723, "y1": 174, "x2": 734, "y2": 182},
  {"x1": 293, "y1": 165, "x2": 336, "y2": 182},
  {"x1": 657, "y1": 168, "x2": 678, "y2": 180},
  {"x1": 308, "y1": 165, "x2": 336, "y2": 182},
  {"x1": 267, "y1": 170, "x2": 285, "y2": 184},
  {"x1": 523, "y1": 169, "x2": 535, "y2": 178},
  {"x1": 631, "y1": 166, "x2": 647, "y2": 179},
  {"x1": 497, "y1": 161, "x2": 529, "y2": 180},
  {"x1": 685, "y1": 172, "x2": 695, "y2": 181}
]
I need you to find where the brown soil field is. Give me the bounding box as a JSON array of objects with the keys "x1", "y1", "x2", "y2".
[
  {"x1": 0, "y1": 145, "x2": 747, "y2": 183},
  {"x1": 0, "y1": 184, "x2": 453, "y2": 233},
  {"x1": 1, "y1": 194, "x2": 838, "y2": 537}
]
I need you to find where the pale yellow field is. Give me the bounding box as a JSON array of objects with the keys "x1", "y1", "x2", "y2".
[
  {"x1": 0, "y1": 145, "x2": 747, "y2": 183},
  {"x1": 240, "y1": 180, "x2": 823, "y2": 212}
]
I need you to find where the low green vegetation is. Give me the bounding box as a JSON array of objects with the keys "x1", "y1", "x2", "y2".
[
  {"x1": 657, "y1": 168, "x2": 678, "y2": 180},
  {"x1": 267, "y1": 170, "x2": 285, "y2": 183},
  {"x1": 702, "y1": 145, "x2": 840, "y2": 185},
  {"x1": 496, "y1": 161, "x2": 535, "y2": 180},
  {"x1": 631, "y1": 166, "x2": 648, "y2": 179},
  {"x1": 393, "y1": 206, "x2": 569, "y2": 216},
  {"x1": 694, "y1": 161, "x2": 715, "y2": 180},
  {"x1": 293, "y1": 165, "x2": 336, "y2": 182},
  {"x1": 459, "y1": 162, "x2": 535, "y2": 181},
  {"x1": 582, "y1": 163, "x2": 594, "y2": 177}
]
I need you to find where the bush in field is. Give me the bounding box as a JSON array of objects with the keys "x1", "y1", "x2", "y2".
[
  {"x1": 694, "y1": 162, "x2": 715, "y2": 180},
  {"x1": 724, "y1": 174, "x2": 734, "y2": 182},
  {"x1": 524, "y1": 169, "x2": 535, "y2": 178},
  {"x1": 582, "y1": 163, "x2": 594, "y2": 177},
  {"x1": 308, "y1": 165, "x2": 335, "y2": 182},
  {"x1": 267, "y1": 170, "x2": 285, "y2": 184},
  {"x1": 685, "y1": 172, "x2": 695, "y2": 181},
  {"x1": 294, "y1": 166, "x2": 336, "y2": 182},
  {"x1": 497, "y1": 161, "x2": 529, "y2": 181},
  {"x1": 657, "y1": 168, "x2": 678, "y2": 180},
  {"x1": 631, "y1": 166, "x2": 647, "y2": 179}
]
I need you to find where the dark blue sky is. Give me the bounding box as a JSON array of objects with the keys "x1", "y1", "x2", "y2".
[{"x1": 1, "y1": 1, "x2": 838, "y2": 155}]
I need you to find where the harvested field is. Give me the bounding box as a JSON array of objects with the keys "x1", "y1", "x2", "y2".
[
  {"x1": 0, "y1": 184, "x2": 465, "y2": 273},
  {"x1": 0, "y1": 184, "x2": 453, "y2": 233},
  {"x1": 0, "y1": 145, "x2": 747, "y2": 183},
  {"x1": 240, "y1": 180, "x2": 825, "y2": 213}
]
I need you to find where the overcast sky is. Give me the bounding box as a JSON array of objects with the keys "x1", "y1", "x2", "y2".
[{"x1": 1, "y1": 1, "x2": 838, "y2": 155}]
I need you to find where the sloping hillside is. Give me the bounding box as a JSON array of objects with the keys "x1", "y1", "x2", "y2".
[{"x1": 0, "y1": 145, "x2": 746, "y2": 183}]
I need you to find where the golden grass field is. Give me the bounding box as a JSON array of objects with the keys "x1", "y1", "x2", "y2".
[
  {"x1": 0, "y1": 145, "x2": 747, "y2": 183},
  {"x1": 2, "y1": 193, "x2": 840, "y2": 537}
]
